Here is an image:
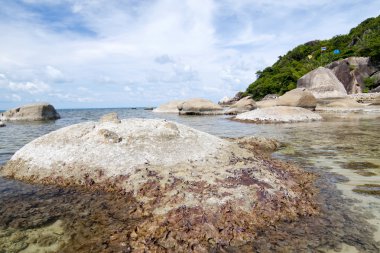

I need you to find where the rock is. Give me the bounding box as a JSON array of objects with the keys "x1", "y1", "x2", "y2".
[
  {"x1": 153, "y1": 100, "x2": 184, "y2": 113},
  {"x1": 99, "y1": 112, "x2": 121, "y2": 124},
  {"x1": 1, "y1": 118, "x2": 318, "y2": 251},
  {"x1": 0, "y1": 121, "x2": 5, "y2": 127},
  {"x1": 218, "y1": 92, "x2": 244, "y2": 106},
  {"x1": 261, "y1": 94, "x2": 279, "y2": 101},
  {"x1": 256, "y1": 99, "x2": 278, "y2": 108},
  {"x1": 326, "y1": 57, "x2": 378, "y2": 94},
  {"x1": 297, "y1": 67, "x2": 347, "y2": 98},
  {"x1": 178, "y1": 98, "x2": 223, "y2": 115},
  {"x1": 316, "y1": 97, "x2": 366, "y2": 111},
  {"x1": 0, "y1": 103, "x2": 60, "y2": 121},
  {"x1": 370, "y1": 96, "x2": 380, "y2": 105},
  {"x1": 277, "y1": 88, "x2": 317, "y2": 109},
  {"x1": 348, "y1": 93, "x2": 380, "y2": 103},
  {"x1": 235, "y1": 106, "x2": 322, "y2": 123},
  {"x1": 225, "y1": 96, "x2": 256, "y2": 115},
  {"x1": 218, "y1": 96, "x2": 231, "y2": 105}
]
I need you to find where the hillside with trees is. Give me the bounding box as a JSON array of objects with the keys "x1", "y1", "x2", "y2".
[{"x1": 245, "y1": 15, "x2": 380, "y2": 100}]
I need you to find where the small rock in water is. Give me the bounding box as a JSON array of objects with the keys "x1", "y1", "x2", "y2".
[{"x1": 0, "y1": 121, "x2": 5, "y2": 127}]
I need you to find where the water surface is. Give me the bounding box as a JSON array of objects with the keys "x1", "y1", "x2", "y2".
[{"x1": 0, "y1": 108, "x2": 379, "y2": 252}]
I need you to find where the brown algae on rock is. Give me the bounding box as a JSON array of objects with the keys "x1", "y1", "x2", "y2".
[{"x1": 0, "y1": 118, "x2": 321, "y2": 251}]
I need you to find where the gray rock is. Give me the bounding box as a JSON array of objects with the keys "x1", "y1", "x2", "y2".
[
  {"x1": 178, "y1": 98, "x2": 223, "y2": 115},
  {"x1": 0, "y1": 103, "x2": 60, "y2": 121},
  {"x1": 225, "y1": 96, "x2": 256, "y2": 115},
  {"x1": 297, "y1": 67, "x2": 347, "y2": 98},
  {"x1": 218, "y1": 92, "x2": 244, "y2": 106},
  {"x1": 277, "y1": 88, "x2": 317, "y2": 109},
  {"x1": 326, "y1": 57, "x2": 378, "y2": 94}
]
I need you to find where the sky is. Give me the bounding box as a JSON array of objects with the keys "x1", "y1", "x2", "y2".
[{"x1": 0, "y1": 0, "x2": 379, "y2": 109}]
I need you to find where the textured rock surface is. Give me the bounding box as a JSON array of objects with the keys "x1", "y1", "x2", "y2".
[
  {"x1": 0, "y1": 103, "x2": 60, "y2": 121},
  {"x1": 178, "y1": 98, "x2": 223, "y2": 115},
  {"x1": 256, "y1": 99, "x2": 278, "y2": 108},
  {"x1": 225, "y1": 96, "x2": 256, "y2": 115},
  {"x1": 370, "y1": 96, "x2": 380, "y2": 105},
  {"x1": 235, "y1": 106, "x2": 322, "y2": 123},
  {"x1": 349, "y1": 93, "x2": 380, "y2": 103},
  {"x1": 297, "y1": 67, "x2": 347, "y2": 98},
  {"x1": 153, "y1": 100, "x2": 184, "y2": 113},
  {"x1": 1, "y1": 117, "x2": 318, "y2": 251},
  {"x1": 327, "y1": 57, "x2": 378, "y2": 94},
  {"x1": 277, "y1": 88, "x2": 317, "y2": 109}
]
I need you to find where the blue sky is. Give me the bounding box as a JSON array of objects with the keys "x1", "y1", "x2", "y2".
[{"x1": 0, "y1": 0, "x2": 379, "y2": 109}]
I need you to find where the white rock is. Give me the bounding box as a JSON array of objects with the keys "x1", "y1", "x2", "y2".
[{"x1": 235, "y1": 106, "x2": 322, "y2": 123}]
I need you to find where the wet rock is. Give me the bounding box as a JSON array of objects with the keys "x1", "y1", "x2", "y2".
[
  {"x1": 1, "y1": 119, "x2": 318, "y2": 251},
  {"x1": 153, "y1": 100, "x2": 184, "y2": 113},
  {"x1": 0, "y1": 121, "x2": 5, "y2": 127},
  {"x1": 0, "y1": 103, "x2": 60, "y2": 121},
  {"x1": 99, "y1": 112, "x2": 121, "y2": 124},
  {"x1": 235, "y1": 106, "x2": 322, "y2": 123},
  {"x1": 297, "y1": 67, "x2": 347, "y2": 98}
]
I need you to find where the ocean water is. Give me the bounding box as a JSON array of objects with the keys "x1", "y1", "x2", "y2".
[{"x1": 0, "y1": 108, "x2": 380, "y2": 252}]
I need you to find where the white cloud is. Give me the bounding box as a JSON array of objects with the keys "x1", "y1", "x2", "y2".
[{"x1": 0, "y1": 0, "x2": 379, "y2": 108}]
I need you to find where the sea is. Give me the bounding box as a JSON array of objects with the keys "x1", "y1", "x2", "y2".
[{"x1": 0, "y1": 108, "x2": 379, "y2": 252}]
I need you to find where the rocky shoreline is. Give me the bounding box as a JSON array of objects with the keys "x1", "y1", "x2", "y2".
[
  {"x1": 1, "y1": 116, "x2": 321, "y2": 251},
  {"x1": 0, "y1": 136, "x2": 379, "y2": 252}
]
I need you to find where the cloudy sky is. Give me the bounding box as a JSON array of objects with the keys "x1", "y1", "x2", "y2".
[{"x1": 0, "y1": 0, "x2": 379, "y2": 109}]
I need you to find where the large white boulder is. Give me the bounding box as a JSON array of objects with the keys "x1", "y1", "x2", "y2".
[
  {"x1": 235, "y1": 106, "x2": 322, "y2": 123},
  {"x1": 297, "y1": 67, "x2": 347, "y2": 98},
  {"x1": 0, "y1": 103, "x2": 60, "y2": 121},
  {"x1": 1, "y1": 117, "x2": 317, "y2": 251}
]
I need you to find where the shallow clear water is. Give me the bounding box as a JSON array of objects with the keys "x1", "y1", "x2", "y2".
[{"x1": 0, "y1": 108, "x2": 380, "y2": 252}]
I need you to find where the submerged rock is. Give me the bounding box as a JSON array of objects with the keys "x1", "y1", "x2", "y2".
[
  {"x1": 297, "y1": 67, "x2": 347, "y2": 98},
  {"x1": 1, "y1": 118, "x2": 318, "y2": 251},
  {"x1": 0, "y1": 103, "x2": 60, "y2": 121},
  {"x1": 178, "y1": 98, "x2": 224, "y2": 115},
  {"x1": 235, "y1": 106, "x2": 322, "y2": 123},
  {"x1": 276, "y1": 88, "x2": 317, "y2": 109},
  {"x1": 153, "y1": 100, "x2": 184, "y2": 113},
  {"x1": 225, "y1": 96, "x2": 256, "y2": 115}
]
